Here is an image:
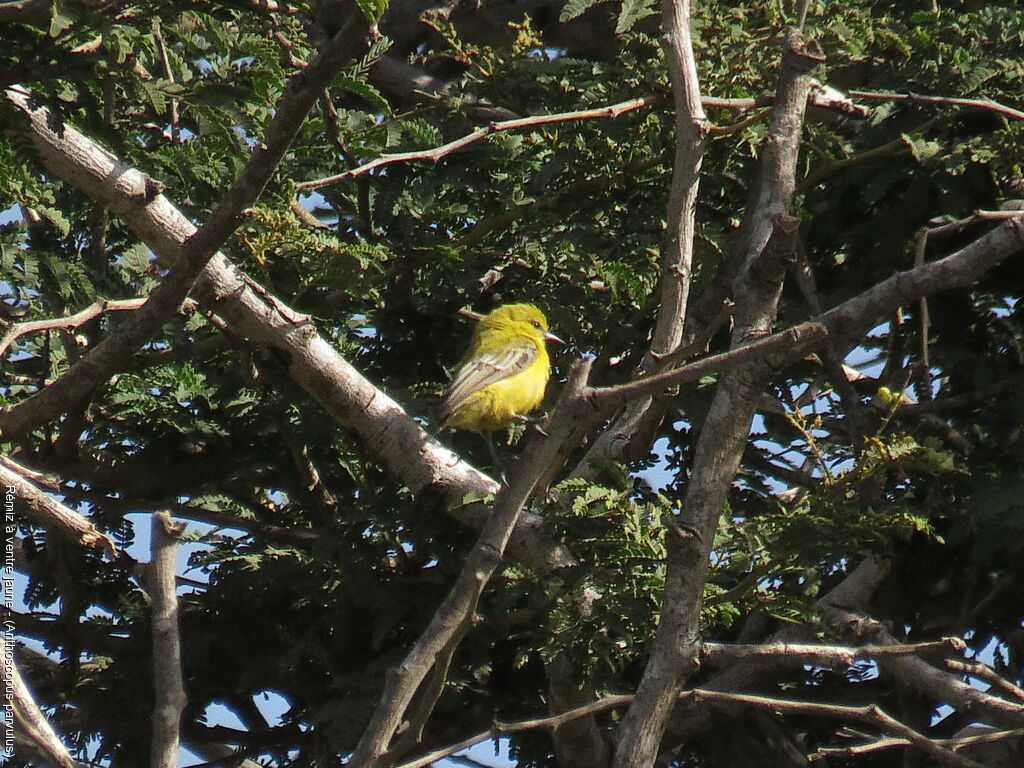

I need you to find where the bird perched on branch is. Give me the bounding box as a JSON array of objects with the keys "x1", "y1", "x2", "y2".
[{"x1": 440, "y1": 303, "x2": 564, "y2": 470}]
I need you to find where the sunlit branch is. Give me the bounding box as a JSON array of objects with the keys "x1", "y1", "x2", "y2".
[
  {"x1": 848, "y1": 89, "x2": 1024, "y2": 120},
  {"x1": 149, "y1": 513, "x2": 187, "y2": 768},
  {"x1": 0, "y1": 458, "x2": 117, "y2": 558}
]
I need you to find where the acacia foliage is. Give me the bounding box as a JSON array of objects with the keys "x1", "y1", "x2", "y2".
[{"x1": 2, "y1": 1, "x2": 1024, "y2": 766}]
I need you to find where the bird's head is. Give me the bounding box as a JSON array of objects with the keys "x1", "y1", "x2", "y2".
[{"x1": 485, "y1": 303, "x2": 564, "y2": 345}]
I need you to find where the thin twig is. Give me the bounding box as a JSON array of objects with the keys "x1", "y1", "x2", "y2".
[
  {"x1": 687, "y1": 689, "x2": 988, "y2": 768},
  {"x1": 815, "y1": 726, "x2": 1024, "y2": 760},
  {"x1": 848, "y1": 89, "x2": 1024, "y2": 120},
  {"x1": 914, "y1": 226, "x2": 933, "y2": 400},
  {"x1": 0, "y1": 297, "x2": 149, "y2": 358},
  {"x1": 153, "y1": 22, "x2": 179, "y2": 142},
  {"x1": 789, "y1": 242, "x2": 868, "y2": 449},
  {"x1": 298, "y1": 85, "x2": 871, "y2": 192},
  {"x1": 296, "y1": 97, "x2": 657, "y2": 190},
  {"x1": 648, "y1": 300, "x2": 733, "y2": 367},
  {"x1": 590, "y1": 322, "x2": 828, "y2": 410}
]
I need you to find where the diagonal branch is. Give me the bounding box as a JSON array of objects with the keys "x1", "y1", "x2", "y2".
[
  {"x1": 612, "y1": 28, "x2": 823, "y2": 768},
  {"x1": 0, "y1": 458, "x2": 117, "y2": 558},
  {"x1": 0, "y1": 14, "x2": 367, "y2": 440},
  {"x1": 347, "y1": 360, "x2": 597, "y2": 768},
  {"x1": 0, "y1": 49, "x2": 572, "y2": 574},
  {"x1": 2, "y1": 637, "x2": 81, "y2": 768}
]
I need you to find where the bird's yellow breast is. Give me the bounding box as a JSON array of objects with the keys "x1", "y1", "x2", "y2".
[{"x1": 445, "y1": 343, "x2": 550, "y2": 432}]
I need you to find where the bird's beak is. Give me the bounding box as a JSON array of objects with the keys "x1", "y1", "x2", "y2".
[{"x1": 544, "y1": 331, "x2": 565, "y2": 345}]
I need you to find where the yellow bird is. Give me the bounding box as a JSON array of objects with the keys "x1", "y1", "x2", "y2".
[{"x1": 441, "y1": 304, "x2": 563, "y2": 443}]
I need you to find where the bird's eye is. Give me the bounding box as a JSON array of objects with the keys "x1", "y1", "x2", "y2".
[{"x1": 530, "y1": 320, "x2": 542, "y2": 329}]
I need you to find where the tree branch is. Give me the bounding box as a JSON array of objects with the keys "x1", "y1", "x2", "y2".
[
  {"x1": 149, "y1": 512, "x2": 187, "y2": 768},
  {"x1": 613, "y1": 28, "x2": 823, "y2": 768},
  {"x1": 701, "y1": 637, "x2": 966, "y2": 667},
  {"x1": 821, "y1": 603, "x2": 1024, "y2": 730},
  {"x1": 2, "y1": 637, "x2": 81, "y2": 768},
  {"x1": 348, "y1": 360, "x2": 598, "y2": 768},
  {"x1": 816, "y1": 726, "x2": 1024, "y2": 761},
  {"x1": 0, "y1": 55, "x2": 572, "y2": 575},
  {"x1": 296, "y1": 96, "x2": 657, "y2": 190},
  {"x1": 568, "y1": 0, "x2": 708, "y2": 486},
  {"x1": 685, "y1": 689, "x2": 988, "y2": 768},
  {"x1": 0, "y1": 458, "x2": 117, "y2": 558},
  {"x1": 848, "y1": 89, "x2": 1024, "y2": 120},
  {"x1": 944, "y1": 658, "x2": 1024, "y2": 702},
  {"x1": 0, "y1": 14, "x2": 366, "y2": 439},
  {"x1": 391, "y1": 694, "x2": 634, "y2": 768},
  {"x1": 0, "y1": 297, "x2": 152, "y2": 358}
]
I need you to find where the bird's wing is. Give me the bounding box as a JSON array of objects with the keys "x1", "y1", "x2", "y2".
[{"x1": 440, "y1": 339, "x2": 538, "y2": 422}]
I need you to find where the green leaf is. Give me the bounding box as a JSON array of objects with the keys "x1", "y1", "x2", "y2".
[
  {"x1": 121, "y1": 244, "x2": 152, "y2": 275},
  {"x1": 560, "y1": 0, "x2": 614, "y2": 23},
  {"x1": 901, "y1": 133, "x2": 941, "y2": 163},
  {"x1": 615, "y1": 0, "x2": 657, "y2": 34},
  {"x1": 355, "y1": 0, "x2": 388, "y2": 23},
  {"x1": 37, "y1": 206, "x2": 70, "y2": 236},
  {"x1": 49, "y1": 1, "x2": 74, "y2": 36},
  {"x1": 333, "y1": 73, "x2": 391, "y2": 115}
]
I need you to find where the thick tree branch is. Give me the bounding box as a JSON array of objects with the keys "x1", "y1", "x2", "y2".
[
  {"x1": 0, "y1": 61, "x2": 572, "y2": 575},
  {"x1": 700, "y1": 637, "x2": 966, "y2": 667},
  {"x1": 2, "y1": 637, "x2": 81, "y2": 768},
  {"x1": 348, "y1": 360, "x2": 597, "y2": 768},
  {"x1": 149, "y1": 513, "x2": 187, "y2": 768},
  {"x1": 613, "y1": 29, "x2": 822, "y2": 768},
  {"x1": 0, "y1": 16, "x2": 366, "y2": 439},
  {"x1": 0, "y1": 458, "x2": 116, "y2": 558},
  {"x1": 821, "y1": 604, "x2": 1024, "y2": 730}
]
